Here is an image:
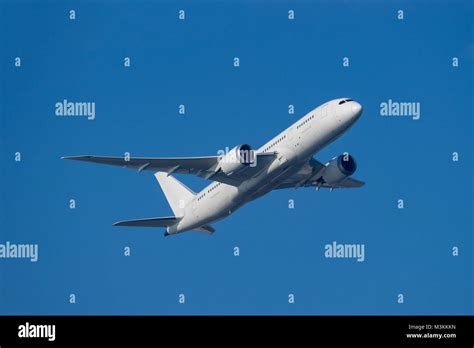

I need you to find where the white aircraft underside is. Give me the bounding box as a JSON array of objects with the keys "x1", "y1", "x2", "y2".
[{"x1": 62, "y1": 98, "x2": 364, "y2": 236}]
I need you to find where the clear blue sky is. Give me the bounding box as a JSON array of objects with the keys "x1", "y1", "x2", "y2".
[{"x1": 0, "y1": 0, "x2": 472, "y2": 314}]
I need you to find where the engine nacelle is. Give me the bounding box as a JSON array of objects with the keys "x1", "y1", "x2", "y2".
[
  {"x1": 218, "y1": 144, "x2": 256, "y2": 175},
  {"x1": 321, "y1": 153, "x2": 357, "y2": 185}
]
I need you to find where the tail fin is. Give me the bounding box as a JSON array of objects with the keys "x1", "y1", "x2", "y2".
[{"x1": 154, "y1": 172, "x2": 196, "y2": 217}]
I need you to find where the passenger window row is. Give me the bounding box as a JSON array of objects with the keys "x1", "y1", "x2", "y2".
[
  {"x1": 208, "y1": 182, "x2": 221, "y2": 193},
  {"x1": 296, "y1": 114, "x2": 315, "y2": 129},
  {"x1": 198, "y1": 182, "x2": 223, "y2": 200},
  {"x1": 263, "y1": 135, "x2": 286, "y2": 152}
]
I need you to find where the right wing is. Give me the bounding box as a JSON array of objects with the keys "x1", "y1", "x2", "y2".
[
  {"x1": 330, "y1": 177, "x2": 365, "y2": 188},
  {"x1": 62, "y1": 153, "x2": 277, "y2": 186},
  {"x1": 275, "y1": 176, "x2": 365, "y2": 189},
  {"x1": 275, "y1": 157, "x2": 365, "y2": 190}
]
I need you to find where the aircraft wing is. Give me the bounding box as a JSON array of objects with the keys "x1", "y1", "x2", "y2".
[
  {"x1": 274, "y1": 157, "x2": 365, "y2": 190},
  {"x1": 62, "y1": 153, "x2": 277, "y2": 186}
]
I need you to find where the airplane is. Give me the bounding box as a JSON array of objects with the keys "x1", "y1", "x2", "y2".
[{"x1": 62, "y1": 98, "x2": 364, "y2": 236}]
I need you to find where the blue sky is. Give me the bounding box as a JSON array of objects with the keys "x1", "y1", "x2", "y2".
[{"x1": 0, "y1": 0, "x2": 472, "y2": 314}]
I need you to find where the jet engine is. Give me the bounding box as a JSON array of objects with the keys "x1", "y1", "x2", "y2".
[
  {"x1": 218, "y1": 144, "x2": 256, "y2": 175},
  {"x1": 321, "y1": 153, "x2": 357, "y2": 185}
]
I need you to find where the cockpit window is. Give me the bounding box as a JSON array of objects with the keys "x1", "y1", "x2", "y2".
[{"x1": 339, "y1": 99, "x2": 353, "y2": 105}]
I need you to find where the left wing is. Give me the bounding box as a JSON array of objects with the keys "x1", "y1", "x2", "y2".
[
  {"x1": 274, "y1": 157, "x2": 365, "y2": 190},
  {"x1": 62, "y1": 153, "x2": 276, "y2": 186}
]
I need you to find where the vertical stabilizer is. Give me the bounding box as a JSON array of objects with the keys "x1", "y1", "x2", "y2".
[{"x1": 154, "y1": 172, "x2": 196, "y2": 217}]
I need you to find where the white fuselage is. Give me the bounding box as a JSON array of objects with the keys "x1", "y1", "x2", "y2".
[{"x1": 168, "y1": 98, "x2": 362, "y2": 234}]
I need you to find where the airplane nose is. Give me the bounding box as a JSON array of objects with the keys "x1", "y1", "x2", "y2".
[{"x1": 351, "y1": 102, "x2": 362, "y2": 118}]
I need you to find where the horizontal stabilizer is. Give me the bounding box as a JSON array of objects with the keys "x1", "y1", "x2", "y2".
[
  {"x1": 192, "y1": 225, "x2": 216, "y2": 234},
  {"x1": 113, "y1": 216, "x2": 179, "y2": 228}
]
